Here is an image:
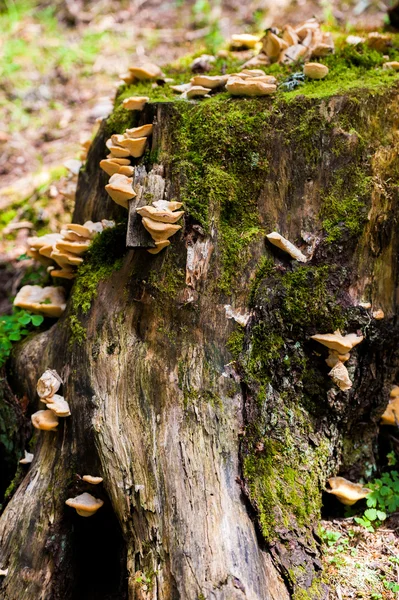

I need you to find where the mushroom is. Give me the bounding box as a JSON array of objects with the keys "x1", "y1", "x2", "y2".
[
  {"x1": 390, "y1": 386, "x2": 399, "y2": 398},
  {"x1": 171, "y1": 83, "x2": 192, "y2": 94},
  {"x1": 266, "y1": 232, "x2": 307, "y2": 262},
  {"x1": 186, "y1": 86, "x2": 211, "y2": 99},
  {"x1": 262, "y1": 30, "x2": 288, "y2": 61},
  {"x1": 383, "y1": 61, "x2": 399, "y2": 70},
  {"x1": 128, "y1": 63, "x2": 163, "y2": 80},
  {"x1": 105, "y1": 140, "x2": 130, "y2": 158},
  {"x1": 226, "y1": 77, "x2": 276, "y2": 97},
  {"x1": 82, "y1": 475, "x2": 103, "y2": 485},
  {"x1": 26, "y1": 248, "x2": 53, "y2": 268},
  {"x1": 100, "y1": 158, "x2": 131, "y2": 177},
  {"x1": 118, "y1": 136, "x2": 147, "y2": 158},
  {"x1": 44, "y1": 394, "x2": 71, "y2": 417},
  {"x1": 31, "y1": 409, "x2": 59, "y2": 431},
  {"x1": 65, "y1": 492, "x2": 104, "y2": 517},
  {"x1": 19, "y1": 450, "x2": 34, "y2": 465},
  {"x1": 67, "y1": 221, "x2": 105, "y2": 239},
  {"x1": 0, "y1": 569, "x2": 8, "y2": 577},
  {"x1": 124, "y1": 124, "x2": 153, "y2": 138},
  {"x1": 242, "y1": 53, "x2": 270, "y2": 69},
  {"x1": 28, "y1": 233, "x2": 63, "y2": 250},
  {"x1": 136, "y1": 205, "x2": 184, "y2": 224},
  {"x1": 310, "y1": 331, "x2": 363, "y2": 354},
  {"x1": 51, "y1": 248, "x2": 84, "y2": 268},
  {"x1": 14, "y1": 285, "x2": 66, "y2": 318},
  {"x1": 325, "y1": 350, "x2": 350, "y2": 368},
  {"x1": 366, "y1": 32, "x2": 391, "y2": 51},
  {"x1": 122, "y1": 96, "x2": 149, "y2": 111},
  {"x1": 303, "y1": 62, "x2": 329, "y2": 79},
  {"x1": 326, "y1": 477, "x2": 371, "y2": 505},
  {"x1": 190, "y1": 75, "x2": 229, "y2": 89},
  {"x1": 381, "y1": 395, "x2": 399, "y2": 426},
  {"x1": 328, "y1": 361, "x2": 352, "y2": 391},
  {"x1": 142, "y1": 217, "x2": 182, "y2": 242},
  {"x1": 55, "y1": 240, "x2": 91, "y2": 256},
  {"x1": 346, "y1": 35, "x2": 365, "y2": 45},
  {"x1": 105, "y1": 174, "x2": 136, "y2": 208},
  {"x1": 37, "y1": 369, "x2": 62, "y2": 398},
  {"x1": 153, "y1": 200, "x2": 183, "y2": 211},
  {"x1": 147, "y1": 240, "x2": 171, "y2": 255},
  {"x1": 50, "y1": 268, "x2": 76, "y2": 280},
  {"x1": 230, "y1": 34, "x2": 259, "y2": 50},
  {"x1": 372, "y1": 309, "x2": 385, "y2": 320},
  {"x1": 283, "y1": 25, "x2": 299, "y2": 46}
]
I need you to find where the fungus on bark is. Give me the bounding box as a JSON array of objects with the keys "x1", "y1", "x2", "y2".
[
  {"x1": 128, "y1": 63, "x2": 163, "y2": 80},
  {"x1": 82, "y1": 475, "x2": 103, "y2": 485},
  {"x1": 136, "y1": 205, "x2": 184, "y2": 223},
  {"x1": 19, "y1": 451, "x2": 34, "y2": 465},
  {"x1": 44, "y1": 395, "x2": 71, "y2": 417},
  {"x1": 266, "y1": 232, "x2": 307, "y2": 261},
  {"x1": 190, "y1": 75, "x2": 229, "y2": 89},
  {"x1": 31, "y1": 409, "x2": 59, "y2": 431},
  {"x1": 226, "y1": 76, "x2": 276, "y2": 96},
  {"x1": 122, "y1": 96, "x2": 149, "y2": 111},
  {"x1": 65, "y1": 493, "x2": 104, "y2": 517},
  {"x1": 311, "y1": 331, "x2": 364, "y2": 354},
  {"x1": 328, "y1": 361, "x2": 352, "y2": 391},
  {"x1": 326, "y1": 477, "x2": 371, "y2": 505},
  {"x1": 100, "y1": 158, "x2": 131, "y2": 177},
  {"x1": 105, "y1": 174, "x2": 136, "y2": 208},
  {"x1": 141, "y1": 217, "x2": 182, "y2": 242},
  {"x1": 14, "y1": 285, "x2": 66, "y2": 318},
  {"x1": 147, "y1": 240, "x2": 171, "y2": 254},
  {"x1": 381, "y1": 392, "x2": 399, "y2": 426},
  {"x1": 125, "y1": 124, "x2": 153, "y2": 138},
  {"x1": 37, "y1": 369, "x2": 62, "y2": 399},
  {"x1": 118, "y1": 136, "x2": 147, "y2": 158},
  {"x1": 304, "y1": 62, "x2": 329, "y2": 79},
  {"x1": 186, "y1": 86, "x2": 211, "y2": 99}
]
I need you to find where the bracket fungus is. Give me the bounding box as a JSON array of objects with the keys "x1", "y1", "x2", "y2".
[
  {"x1": 122, "y1": 96, "x2": 149, "y2": 111},
  {"x1": 14, "y1": 285, "x2": 66, "y2": 318},
  {"x1": 136, "y1": 205, "x2": 184, "y2": 224},
  {"x1": 137, "y1": 200, "x2": 184, "y2": 254},
  {"x1": 186, "y1": 86, "x2": 211, "y2": 99},
  {"x1": 37, "y1": 369, "x2": 62, "y2": 399},
  {"x1": 65, "y1": 492, "x2": 104, "y2": 517},
  {"x1": 128, "y1": 63, "x2": 163, "y2": 80},
  {"x1": 190, "y1": 75, "x2": 229, "y2": 89},
  {"x1": 383, "y1": 61, "x2": 399, "y2": 70},
  {"x1": 118, "y1": 136, "x2": 147, "y2": 158},
  {"x1": 266, "y1": 232, "x2": 307, "y2": 262},
  {"x1": 82, "y1": 475, "x2": 103, "y2": 485},
  {"x1": 19, "y1": 450, "x2": 34, "y2": 465},
  {"x1": 328, "y1": 361, "x2": 352, "y2": 391},
  {"x1": 311, "y1": 331, "x2": 363, "y2": 355},
  {"x1": 31, "y1": 409, "x2": 59, "y2": 431},
  {"x1": 100, "y1": 157, "x2": 131, "y2": 177},
  {"x1": 303, "y1": 62, "x2": 329, "y2": 79},
  {"x1": 230, "y1": 33, "x2": 259, "y2": 50},
  {"x1": 142, "y1": 217, "x2": 181, "y2": 242},
  {"x1": 44, "y1": 395, "x2": 71, "y2": 417},
  {"x1": 226, "y1": 76, "x2": 276, "y2": 97},
  {"x1": 381, "y1": 390, "x2": 399, "y2": 425},
  {"x1": 125, "y1": 124, "x2": 153, "y2": 138},
  {"x1": 326, "y1": 477, "x2": 371, "y2": 505},
  {"x1": 105, "y1": 174, "x2": 136, "y2": 209}
]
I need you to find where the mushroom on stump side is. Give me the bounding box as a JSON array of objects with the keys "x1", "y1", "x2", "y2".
[
  {"x1": 65, "y1": 493, "x2": 104, "y2": 517},
  {"x1": 326, "y1": 476, "x2": 371, "y2": 505},
  {"x1": 136, "y1": 200, "x2": 185, "y2": 254}
]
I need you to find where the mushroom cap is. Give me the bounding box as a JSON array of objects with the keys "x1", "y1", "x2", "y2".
[
  {"x1": 226, "y1": 77, "x2": 276, "y2": 97},
  {"x1": 366, "y1": 32, "x2": 391, "y2": 51},
  {"x1": 186, "y1": 86, "x2": 211, "y2": 99},
  {"x1": 44, "y1": 394, "x2": 71, "y2": 417},
  {"x1": 124, "y1": 124, "x2": 153, "y2": 138},
  {"x1": 110, "y1": 134, "x2": 125, "y2": 145},
  {"x1": 118, "y1": 137, "x2": 147, "y2": 158},
  {"x1": 31, "y1": 409, "x2": 59, "y2": 431},
  {"x1": 14, "y1": 285, "x2": 66, "y2": 318},
  {"x1": 283, "y1": 25, "x2": 299, "y2": 46},
  {"x1": 190, "y1": 75, "x2": 229, "y2": 89},
  {"x1": 82, "y1": 475, "x2": 103, "y2": 485},
  {"x1": 128, "y1": 63, "x2": 162, "y2": 80},
  {"x1": 51, "y1": 248, "x2": 84, "y2": 267},
  {"x1": 26, "y1": 248, "x2": 53, "y2": 267},
  {"x1": 372, "y1": 309, "x2": 385, "y2": 320},
  {"x1": 50, "y1": 268, "x2": 76, "y2": 280},
  {"x1": 390, "y1": 386, "x2": 399, "y2": 398},
  {"x1": 326, "y1": 477, "x2": 371, "y2": 505},
  {"x1": 311, "y1": 331, "x2": 363, "y2": 354},
  {"x1": 383, "y1": 61, "x2": 399, "y2": 70},
  {"x1": 152, "y1": 200, "x2": 183, "y2": 211},
  {"x1": 28, "y1": 233, "x2": 63, "y2": 250},
  {"x1": 266, "y1": 232, "x2": 307, "y2": 262},
  {"x1": 381, "y1": 396, "x2": 399, "y2": 426},
  {"x1": 142, "y1": 217, "x2": 182, "y2": 242},
  {"x1": 136, "y1": 205, "x2": 184, "y2": 224},
  {"x1": 100, "y1": 159, "x2": 129, "y2": 176},
  {"x1": 263, "y1": 31, "x2": 288, "y2": 59},
  {"x1": 118, "y1": 165, "x2": 134, "y2": 176},
  {"x1": 303, "y1": 62, "x2": 329, "y2": 79},
  {"x1": 37, "y1": 369, "x2": 62, "y2": 398},
  {"x1": 55, "y1": 240, "x2": 91, "y2": 256},
  {"x1": 105, "y1": 174, "x2": 136, "y2": 208},
  {"x1": 147, "y1": 240, "x2": 171, "y2": 254},
  {"x1": 171, "y1": 83, "x2": 192, "y2": 94},
  {"x1": 230, "y1": 34, "x2": 259, "y2": 49},
  {"x1": 122, "y1": 96, "x2": 149, "y2": 111},
  {"x1": 105, "y1": 141, "x2": 130, "y2": 158},
  {"x1": 67, "y1": 221, "x2": 104, "y2": 239},
  {"x1": 65, "y1": 492, "x2": 104, "y2": 517},
  {"x1": 19, "y1": 450, "x2": 34, "y2": 464},
  {"x1": 328, "y1": 361, "x2": 352, "y2": 391}
]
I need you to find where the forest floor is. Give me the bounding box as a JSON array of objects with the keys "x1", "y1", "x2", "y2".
[{"x1": 1, "y1": 2, "x2": 399, "y2": 598}]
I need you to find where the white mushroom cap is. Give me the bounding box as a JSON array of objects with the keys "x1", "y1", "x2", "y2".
[
  {"x1": 311, "y1": 331, "x2": 364, "y2": 354},
  {"x1": 304, "y1": 62, "x2": 329, "y2": 79},
  {"x1": 147, "y1": 240, "x2": 171, "y2": 254},
  {"x1": 124, "y1": 124, "x2": 153, "y2": 138},
  {"x1": 82, "y1": 475, "x2": 103, "y2": 485},
  {"x1": 128, "y1": 63, "x2": 163, "y2": 80},
  {"x1": 190, "y1": 75, "x2": 229, "y2": 89},
  {"x1": 37, "y1": 369, "x2": 62, "y2": 398},
  {"x1": 19, "y1": 450, "x2": 34, "y2": 464},
  {"x1": 326, "y1": 477, "x2": 371, "y2": 505},
  {"x1": 136, "y1": 205, "x2": 184, "y2": 224},
  {"x1": 142, "y1": 217, "x2": 182, "y2": 242},
  {"x1": 122, "y1": 96, "x2": 149, "y2": 111},
  {"x1": 31, "y1": 409, "x2": 59, "y2": 431},
  {"x1": 44, "y1": 394, "x2": 71, "y2": 417},
  {"x1": 65, "y1": 492, "x2": 104, "y2": 517},
  {"x1": 266, "y1": 232, "x2": 307, "y2": 261},
  {"x1": 14, "y1": 285, "x2": 66, "y2": 318},
  {"x1": 27, "y1": 233, "x2": 63, "y2": 250},
  {"x1": 105, "y1": 174, "x2": 136, "y2": 208}
]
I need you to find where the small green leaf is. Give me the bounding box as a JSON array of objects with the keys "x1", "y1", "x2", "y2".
[
  {"x1": 31, "y1": 315, "x2": 44, "y2": 326},
  {"x1": 18, "y1": 315, "x2": 31, "y2": 325},
  {"x1": 364, "y1": 508, "x2": 377, "y2": 521}
]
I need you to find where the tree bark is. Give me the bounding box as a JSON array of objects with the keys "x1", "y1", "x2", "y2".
[{"x1": 1, "y1": 85, "x2": 399, "y2": 599}]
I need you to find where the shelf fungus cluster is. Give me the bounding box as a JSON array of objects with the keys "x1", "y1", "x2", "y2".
[
  {"x1": 137, "y1": 200, "x2": 185, "y2": 254},
  {"x1": 311, "y1": 331, "x2": 364, "y2": 391},
  {"x1": 119, "y1": 62, "x2": 163, "y2": 85},
  {"x1": 31, "y1": 369, "x2": 70, "y2": 432},
  {"x1": 171, "y1": 69, "x2": 277, "y2": 99},
  {"x1": 260, "y1": 18, "x2": 334, "y2": 65},
  {"x1": 380, "y1": 386, "x2": 399, "y2": 426},
  {"x1": 14, "y1": 285, "x2": 66, "y2": 318},
  {"x1": 25, "y1": 219, "x2": 114, "y2": 281},
  {"x1": 326, "y1": 477, "x2": 371, "y2": 506}
]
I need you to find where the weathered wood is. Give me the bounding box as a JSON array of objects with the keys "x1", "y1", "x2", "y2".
[{"x1": 126, "y1": 165, "x2": 155, "y2": 248}]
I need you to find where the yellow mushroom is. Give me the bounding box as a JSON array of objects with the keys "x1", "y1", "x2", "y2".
[
  {"x1": 311, "y1": 331, "x2": 363, "y2": 355},
  {"x1": 230, "y1": 34, "x2": 259, "y2": 50},
  {"x1": 147, "y1": 240, "x2": 171, "y2": 255},
  {"x1": 14, "y1": 285, "x2": 66, "y2": 318},
  {"x1": 304, "y1": 62, "x2": 329, "y2": 79},
  {"x1": 55, "y1": 240, "x2": 91, "y2": 256},
  {"x1": 122, "y1": 96, "x2": 149, "y2": 111},
  {"x1": 128, "y1": 63, "x2": 162, "y2": 80},
  {"x1": 31, "y1": 409, "x2": 59, "y2": 431},
  {"x1": 100, "y1": 158, "x2": 131, "y2": 177},
  {"x1": 136, "y1": 205, "x2": 184, "y2": 224},
  {"x1": 65, "y1": 492, "x2": 104, "y2": 517},
  {"x1": 142, "y1": 217, "x2": 181, "y2": 242},
  {"x1": 105, "y1": 174, "x2": 136, "y2": 209},
  {"x1": 326, "y1": 477, "x2": 371, "y2": 505},
  {"x1": 118, "y1": 137, "x2": 147, "y2": 158},
  {"x1": 226, "y1": 76, "x2": 276, "y2": 97},
  {"x1": 381, "y1": 395, "x2": 399, "y2": 426},
  {"x1": 82, "y1": 475, "x2": 103, "y2": 485},
  {"x1": 124, "y1": 124, "x2": 153, "y2": 138}
]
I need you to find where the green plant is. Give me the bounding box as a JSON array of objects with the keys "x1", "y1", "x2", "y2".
[
  {"x1": 0, "y1": 308, "x2": 44, "y2": 366},
  {"x1": 354, "y1": 469, "x2": 399, "y2": 531}
]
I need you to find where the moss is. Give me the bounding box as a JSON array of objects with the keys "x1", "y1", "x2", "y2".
[
  {"x1": 147, "y1": 250, "x2": 185, "y2": 299},
  {"x1": 227, "y1": 328, "x2": 245, "y2": 360},
  {"x1": 68, "y1": 222, "x2": 126, "y2": 344}
]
